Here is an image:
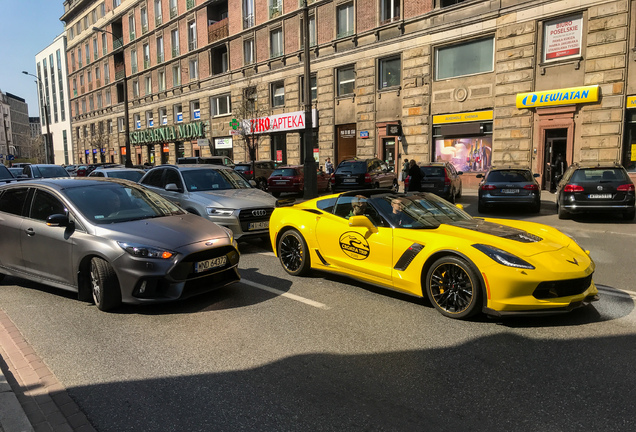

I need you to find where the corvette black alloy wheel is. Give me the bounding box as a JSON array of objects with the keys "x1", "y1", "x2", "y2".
[
  {"x1": 278, "y1": 229, "x2": 310, "y2": 276},
  {"x1": 426, "y1": 256, "x2": 481, "y2": 319}
]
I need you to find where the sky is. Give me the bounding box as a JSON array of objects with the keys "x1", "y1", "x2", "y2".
[{"x1": 0, "y1": 1, "x2": 66, "y2": 116}]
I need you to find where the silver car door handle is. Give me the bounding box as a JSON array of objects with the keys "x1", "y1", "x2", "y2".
[{"x1": 25, "y1": 228, "x2": 35, "y2": 236}]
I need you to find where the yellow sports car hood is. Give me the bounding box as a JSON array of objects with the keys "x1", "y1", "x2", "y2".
[{"x1": 432, "y1": 218, "x2": 575, "y2": 258}]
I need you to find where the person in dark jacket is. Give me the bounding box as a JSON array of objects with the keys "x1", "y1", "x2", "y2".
[{"x1": 407, "y1": 160, "x2": 422, "y2": 192}]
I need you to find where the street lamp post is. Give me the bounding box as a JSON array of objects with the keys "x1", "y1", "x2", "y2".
[
  {"x1": 301, "y1": 0, "x2": 317, "y2": 199},
  {"x1": 22, "y1": 71, "x2": 53, "y2": 164},
  {"x1": 93, "y1": 27, "x2": 133, "y2": 167}
]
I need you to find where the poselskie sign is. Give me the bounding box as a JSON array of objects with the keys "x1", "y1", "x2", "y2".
[{"x1": 516, "y1": 85, "x2": 599, "y2": 109}]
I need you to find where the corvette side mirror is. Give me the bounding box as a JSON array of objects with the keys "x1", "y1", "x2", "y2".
[{"x1": 348, "y1": 216, "x2": 378, "y2": 233}]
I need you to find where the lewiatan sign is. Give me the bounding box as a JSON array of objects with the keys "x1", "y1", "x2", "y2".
[
  {"x1": 129, "y1": 121, "x2": 205, "y2": 145},
  {"x1": 516, "y1": 85, "x2": 599, "y2": 109}
]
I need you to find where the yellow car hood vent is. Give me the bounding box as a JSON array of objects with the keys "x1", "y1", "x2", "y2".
[{"x1": 448, "y1": 220, "x2": 542, "y2": 243}]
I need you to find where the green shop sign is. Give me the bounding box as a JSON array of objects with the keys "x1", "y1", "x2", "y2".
[{"x1": 129, "y1": 122, "x2": 205, "y2": 145}]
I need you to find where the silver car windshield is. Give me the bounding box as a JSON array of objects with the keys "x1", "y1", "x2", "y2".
[
  {"x1": 182, "y1": 168, "x2": 252, "y2": 191},
  {"x1": 65, "y1": 183, "x2": 185, "y2": 224}
]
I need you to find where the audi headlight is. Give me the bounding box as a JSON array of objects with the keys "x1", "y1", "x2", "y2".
[
  {"x1": 118, "y1": 242, "x2": 176, "y2": 259},
  {"x1": 206, "y1": 207, "x2": 235, "y2": 216},
  {"x1": 472, "y1": 244, "x2": 535, "y2": 269}
]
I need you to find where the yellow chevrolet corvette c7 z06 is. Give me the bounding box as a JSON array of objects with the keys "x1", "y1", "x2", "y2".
[{"x1": 269, "y1": 190, "x2": 599, "y2": 320}]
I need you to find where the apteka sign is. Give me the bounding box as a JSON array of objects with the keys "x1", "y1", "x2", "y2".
[{"x1": 233, "y1": 110, "x2": 317, "y2": 135}]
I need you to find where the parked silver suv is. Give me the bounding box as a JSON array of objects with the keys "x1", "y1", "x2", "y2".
[{"x1": 139, "y1": 164, "x2": 278, "y2": 239}]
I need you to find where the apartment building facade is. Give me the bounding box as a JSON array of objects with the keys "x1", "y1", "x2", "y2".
[
  {"x1": 63, "y1": 0, "x2": 636, "y2": 187},
  {"x1": 0, "y1": 92, "x2": 30, "y2": 162},
  {"x1": 35, "y1": 33, "x2": 75, "y2": 165}
]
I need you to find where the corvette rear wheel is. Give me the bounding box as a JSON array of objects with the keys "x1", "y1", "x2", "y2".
[
  {"x1": 425, "y1": 256, "x2": 481, "y2": 319},
  {"x1": 278, "y1": 229, "x2": 310, "y2": 276}
]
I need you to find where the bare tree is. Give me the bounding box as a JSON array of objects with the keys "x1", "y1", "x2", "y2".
[
  {"x1": 88, "y1": 121, "x2": 110, "y2": 163},
  {"x1": 232, "y1": 81, "x2": 269, "y2": 166}
]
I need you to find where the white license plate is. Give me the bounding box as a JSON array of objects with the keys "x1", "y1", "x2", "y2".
[
  {"x1": 275, "y1": 180, "x2": 287, "y2": 184},
  {"x1": 248, "y1": 221, "x2": 269, "y2": 230},
  {"x1": 588, "y1": 194, "x2": 612, "y2": 199},
  {"x1": 421, "y1": 183, "x2": 434, "y2": 188},
  {"x1": 343, "y1": 179, "x2": 356, "y2": 183},
  {"x1": 501, "y1": 189, "x2": 520, "y2": 194},
  {"x1": 194, "y1": 256, "x2": 227, "y2": 273}
]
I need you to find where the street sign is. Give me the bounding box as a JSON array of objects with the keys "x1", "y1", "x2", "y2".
[{"x1": 6, "y1": 155, "x2": 14, "y2": 161}]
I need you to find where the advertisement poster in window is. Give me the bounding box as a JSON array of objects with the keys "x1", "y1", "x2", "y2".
[
  {"x1": 434, "y1": 137, "x2": 492, "y2": 173},
  {"x1": 544, "y1": 15, "x2": 582, "y2": 61}
]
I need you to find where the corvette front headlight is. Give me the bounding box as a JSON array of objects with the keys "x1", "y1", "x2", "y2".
[
  {"x1": 118, "y1": 242, "x2": 176, "y2": 259},
  {"x1": 472, "y1": 244, "x2": 535, "y2": 269},
  {"x1": 206, "y1": 207, "x2": 235, "y2": 216}
]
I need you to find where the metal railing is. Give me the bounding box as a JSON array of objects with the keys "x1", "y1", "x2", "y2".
[
  {"x1": 113, "y1": 37, "x2": 124, "y2": 49},
  {"x1": 172, "y1": 47, "x2": 179, "y2": 58},
  {"x1": 130, "y1": 31, "x2": 135, "y2": 41},
  {"x1": 157, "y1": 53, "x2": 164, "y2": 63},
  {"x1": 156, "y1": 16, "x2": 162, "y2": 26},
  {"x1": 337, "y1": 29, "x2": 354, "y2": 39},
  {"x1": 208, "y1": 18, "x2": 228, "y2": 44},
  {"x1": 142, "y1": 24, "x2": 148, "y2": 34},
  {"x1": 243, "y1": 14, "x2": 254, "y2": 29},
  {"x1": 188, "y1": 40, "x2": 197, "y2": 51},
  {"x1": 144, "y1": 59, "x2": 150, "y2": 69}
]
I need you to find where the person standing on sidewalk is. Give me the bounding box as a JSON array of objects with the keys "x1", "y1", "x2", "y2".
[{"x1": 407, "y1": 159, "x2": 422, "y2": 192}]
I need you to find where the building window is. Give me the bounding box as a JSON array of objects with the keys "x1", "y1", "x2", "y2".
[
  {"x1": 337, "y1": 65, "x2": 355, "y2": 96},
  {"x1": 146, "y1": 110, "x2": 154, "y2": 127},
  {"x1": 190, "y1": 100, "x2": 200, "y2": 120},
  {"x1": 172, "y1": 63, "x2": 181, "y2": 86},
  {"x1": 245, "y1": 86, "x2": 257, "y2": 111},
  {"x1": 157, "y1": 36, "x2": 164, "y2": 63},
  {"x1": 155, "y1": 0, "x2": 163, "y2": 26},
  {"x1": 104, "y1": 62, "x2": 110, "y2": 84},
  {"x1": 158, "y1": 69, "x2": 166, "y2": 91},
  {"x1": 95, "y1": 65, "x2": 101, "y2": 81},
  {"x1": 211, "y1": 94, "x2": 231, "y2": 116},
  {"x1": 269, "y1": 0, "x2": 282, "y2": 19},
  {"x1": 159, "y1": 107, "x2": 168, "y2": 125},
  {"x1": 118, "y1": 117, "x2": 125, "y2": 132},
  {"x1": 145, "y1": 75, "x2": 152, "y2": 95},
  {"x1": 107, "y1": 119, "x2": 113, "y2": 133},
  {"x1": 243, "y1": 0, "x2": 254, "y2": 29},
  {"x1": 189, "y1": 57, "x2": 198, "y2": 80},
  {"x1": 270, "y1": 28, "x2": 283, "y2": 58},
  {"x1": 143, "y1": 43, "x2": 150, "y2": 69},
  {"x1": 171, "y1": 29, "x2": 179, "y2": 57},
  {"x1": 132, "y1": 79, "x2": 139, "y2": 97},
  {"x1": 300, "y1": 74, "x2": 317, "y2": 103},
  {"x1": 131, "y1": 49, "x2": 138, "y2": 73},
  {"x1": 435, "y1": 37, "x2": 494, "y2": 80},
  {"x1": 129, "y1": 14, "x2": 136, "y2": 40},
  {"x1": 78, "y1": 48, "x2": 83, "y2": 68},
  {"x1": 244, "y1": 39, "x2": 254, "y2": 65},
  {"x1": 113, "y1": 0, "x2": 121, "y2": 8},
  {"x1": 188, "y1": 20, "x2": 197, "y2": 51},
  {"x1": 271, "y1": 81, "x2": 285, "y2": 107},
  {"x1": 141, "y1": 7, "x2": 148, "y2": 33},
  {"x1": 97, "y1": 93, "x2": 102, "y2": 108},
  {"x1": 170, "y1": 0, "x2": 178, "y2": 18},
  {"x1": 379, "y1": 56, "x2": 401, "y2": 89},
  {"x1": 85, "y1": 43, "x2": 90, "y2": 63},
  {"x1": 102, "y1": 33, "x2": 107, "y2": 54},
  {"x1": 89, "y1": 96, "x2": 94, "y2": 111},
  {"x1": 70, "y1": 27, "x2": 74, "y2": 40},
  {"x1": 134, "y1": 113, "x2": 141, "y2": 129},
  {"x1": 337, "y1": 3, "x2": 354, "y2": 39},
  {"x1": 93, "y1": 38, "x2": 99, "y2": 59},
  {"x1": 105, "y1": 89, "x2": 111, "y2": 105},
  {"x1": 80, "y1": 74, "x2": 85, "y2": 87},
  {"x1": 380, "y1": 0, "x2": 400, "y2": 24},
  {"x1": 174, "y1": 103, "x2": 183, "y2": 122},
  {"x1": 439, "y1": 0, "x2": 468, "y2": 7}
]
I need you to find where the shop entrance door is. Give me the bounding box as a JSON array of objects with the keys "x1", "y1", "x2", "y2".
[
  {"x1": 543, "y1": 129, "x2": 567, "y2": 191},
  {"x1": 382, "y1": 138, "x2": 396, "y2": 169},
  {"x1": 336, "y1": 124, "x2": 356, "y2": 164}
]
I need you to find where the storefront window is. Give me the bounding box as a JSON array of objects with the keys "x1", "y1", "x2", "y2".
[
  {"x1": 433, "y1": 136, "x2": 493, "y2": 173},
  {"x1": 271, "y1": 133, "x2": 287, "y2": 164}
]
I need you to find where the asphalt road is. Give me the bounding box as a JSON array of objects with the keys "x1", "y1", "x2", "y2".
[{"x1": 0, "y1": 191, "x2": 635, "y2": 431}]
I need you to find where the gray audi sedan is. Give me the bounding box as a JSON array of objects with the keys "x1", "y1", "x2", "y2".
[{"x1": 0, "y1": 178, "x2": 240, "y2": 311}]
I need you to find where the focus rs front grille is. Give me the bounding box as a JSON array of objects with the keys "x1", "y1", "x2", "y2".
[{"x1": 533, "y1": 274, "x2": 593, "y2": 299}]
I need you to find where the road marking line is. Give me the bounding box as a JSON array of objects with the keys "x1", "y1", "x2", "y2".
[{"x1": 241, "y1": 279, "x2": 330, "y2": 310}]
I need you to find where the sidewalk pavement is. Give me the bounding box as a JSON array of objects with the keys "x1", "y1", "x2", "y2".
[{"x1": 0, "y1": 309, "x2": 96, "y2": 432}]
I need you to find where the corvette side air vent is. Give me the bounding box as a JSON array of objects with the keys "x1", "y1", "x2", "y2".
[
  {"x1": 502, "y1": 232, "x2": 542, "y2": 243},
  {"x1": 394, "y1": 243, "x2": 425, "y2": 271},
  {"x1": 303, "y1": 209, "x2": 323, "y2": 215}
]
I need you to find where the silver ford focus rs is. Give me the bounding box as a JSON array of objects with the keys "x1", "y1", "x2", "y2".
[{"x1": 0, "y1": 178, "x2": 240, "y2": 311}]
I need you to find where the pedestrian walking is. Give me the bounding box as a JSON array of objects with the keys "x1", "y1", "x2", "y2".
[
  {"x1": 407, "y1": 159, "x2": 422, "y2": 192},
  {"x1": 325, "y1": 157, "x2": 334, "y2": 175}
]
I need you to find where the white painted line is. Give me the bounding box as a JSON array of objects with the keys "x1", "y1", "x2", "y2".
[
  {"x1": 241, "y1": 279, "x2": 330, "y2": 310},
  {"x1": 597, "y1": 285, "x2": 636, "y2": 300}
]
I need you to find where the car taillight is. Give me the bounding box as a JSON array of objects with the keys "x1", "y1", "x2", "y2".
[
  {"x1": 523, "y1": 184, "x2": 539, "y2": 190},
  {"x1": 245, "y1": 170, "x2": 253, "y2": 176},
  {"x1": 293, "y1": 176, "x2": 302, "y2": 185},
  {"x1": 564, "y1": 184, "x2": 584, "y2": 192},
  {"x1": 481, "y1": 185, "x2": 496, "y2": 190},
  {"x1": 617, "y1": 183, "x2": 635, "y2": 192},
  {"x1": 364, "y1": 173, "x2": 372, "y2": 183},
  {"x1": 330, "y1": 176, "x2": 335, "y2": 184},
  {"x1": 444, "y1": 172, "x2": 451, "y2": 186}
]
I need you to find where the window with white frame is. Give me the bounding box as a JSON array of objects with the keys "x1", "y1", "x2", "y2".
[
  {"x1": 435, "y1": 37, "x2": 494, "y2": 80},
  {"x1": 190, "y1": 100, "x2": 200, "y2": 120},
  {"x1": 131, "y1": 49, "x2": 138, "y2": 73},
  {"x1": 108, "y1": 119, "x2": 113, "y2": 133},
  {"x1": 174, "y1": 103, "x2": 183, "y2": 122},
  {"x1": 129, "y1": 14, "x2": 136, "y2": 40},
  {"x1": 102, "y1": 33, "x2": 107, "y2": 54},
  {"x1": 145, "y1": 75, "x2": 152, "y2": 95},
  {"x1": 379, "y1": 56, "x2": 401, "y2": 89},
  {"x1": 158, "y1": 69, "x2": 166, "y2": 91},
  {"x1": 380, "y1": 0, "x2": 400, "y2": 24},
  {"x1": 104, "y1": 62, "x2": 110, "y2": 84},
  {"x1": 146, "y1": 110, "x2": 154, "y2": 127},
  {"x1": 172, "y1": 63, "x2": 181, "y2": 86},
  {"x1": 143, "y1": 43, "x2": 150, "y2": 69},
  {"x1": 169, "y1": 0, "x2": 178, "y2": 17},
  {"x1": 211, "y1": 94, "x2": 231, "y2": 116},
  {"x1": 105, "y1": 89, "x2": 111, "y2": 105},
  {"x1": 113, "y1": 0, "x2": 121, "y2": 8},
  {"x1": 244, "y1": 38, "x2": 254, "y2": 65},
  {"x1": 269, "y1": 0, "x2": 282, "y2": 19},
  {"x1": 270, "y1": 28, "x2": 283, "y2": 58},
  {"x1": 189, "y1": 57, "x2": 198, "y2": 80},
  {"x1": 337, "y1": 3, "x2": 354, "y2": 38},
  {"x1": 155, "y1": 0, "x2": 163, "y2": 25},
  {"x1": 159, "y1": 107, "x2": 168, "y2": 125},
  {"x1": 439, "y1": 0, "x2": 469, "y2": 7},
  {"x1": 118, "y1": 117, "x2": 125, "y2": 132},
  {"x1": 134, "y1": 113, "x2": 141, "y2": 129},
  {"x1": 300, "y1": 15, "x2": 316, "y2": 48},
  {"x1": 141, "y1": 7, "x2": 148, "y2": 33},
  {"x1": 300, "y1": 74, "x2": 317, "y2": 103},
  {"x1": 271, "y1": 81, "x2": 285, "y2": 107},
  {"x1": 171, "y1": 28, "x2": 179, "y2": 58},
  {"x1": 337, "y1": 65, "x2": 355, "y2": 96},
  {"x1": 188, "y1": 20, "x2": 197, "y2": 51},
  {"x1": 157, "y1": 36, "x2": 164, "y2": 63},
  {"x1": 97, "y1": 93, "x2": 102, "y2": 108},
  {"x1": 243, "y1": 0, "x2": 254, "y2": 29},
  {"x1": 132, "y1": 79, "x2": 139, "y2": 97}
]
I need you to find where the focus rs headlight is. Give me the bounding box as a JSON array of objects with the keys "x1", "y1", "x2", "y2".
[
  {"x1": 118, "y1": 242, "x2": 176, "y2": 259},
  {"x1": 472, "y1": 244, "x2": 535, "y2": 270}
]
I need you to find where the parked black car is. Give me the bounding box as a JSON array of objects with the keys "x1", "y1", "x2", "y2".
[
  {"x1": 20, "y1": 164, "x2": 70, "y2": 179},
  {"x1": 330, "y1": 158, "x2": 398, "y2": 193},
  {"x1": 234, "y1": 160, "x2": 278, "y2": 190},
  {"x1": 556, "y1": 163, "x2": 635, "y2": 220},
  {"x1": 404, "y1": 162, "x2": 463, "y2": 203},
  {"x1": 477, "y1": 168, "x2": 541, "y2": 213}
]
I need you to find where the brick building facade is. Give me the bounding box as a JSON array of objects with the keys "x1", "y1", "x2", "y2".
[{"x1": 62, "y1": 0, "x2": 636, "y2": 186}]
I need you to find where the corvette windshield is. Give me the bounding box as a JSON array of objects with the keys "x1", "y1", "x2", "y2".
[
  {"x1": 371, "y1": 193, "x2": 472, "y2": 228},
  {"x1": 65, "y1": 183, "x2": 185, "y2": 224},
  {"x1": 183, "y1": 168, "x2": 252, "y2": 191}
]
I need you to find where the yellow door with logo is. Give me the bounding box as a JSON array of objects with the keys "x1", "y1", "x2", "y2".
[{"x1": 315, "y1": 213, "x2": 394, "y2": 286}]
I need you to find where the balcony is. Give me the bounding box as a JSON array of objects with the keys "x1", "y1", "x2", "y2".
[
  {"x1": 170, "y1": 6, "x2": 177, "y2": 18},
  {"x1": 80, "y1": 86, "x2": 85, "y2": 93},
  {"x1": 208, "y1": 18, "x2": 228, "y2": 44},
  {"x1": 113, "y1": 37, "x2": 124, "y2": 50},
  {"x1": 115, "y1": 67, "x2": 125, "y2": 80},
  {"x1": 96, "y1": 79, "x2": 101, "y2": 87}
]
